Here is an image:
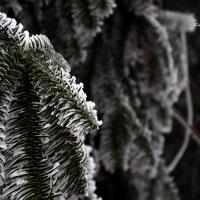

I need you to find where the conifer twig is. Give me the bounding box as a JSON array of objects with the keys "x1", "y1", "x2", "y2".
[
  {"x1": 172, "y1": 108, "x2": 200, "y2": 145},
  {"x1": 167, "y1": 32, "x2": 193, "y2": 173}
]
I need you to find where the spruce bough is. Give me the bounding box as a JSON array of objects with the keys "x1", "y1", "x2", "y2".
[{"x1": 0, "y1": 12, "x2": 102, "y2": 200}]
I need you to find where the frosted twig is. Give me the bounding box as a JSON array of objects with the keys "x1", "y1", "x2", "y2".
[
  {"x1": 167, "y1": 32, "x2": 193, "y2": 173},
  {"x1": 173, "y1": 109, "x2": 200, "y2": 146}
]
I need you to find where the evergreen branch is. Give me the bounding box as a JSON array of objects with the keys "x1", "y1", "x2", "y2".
[
  {"x1": 72, "y1": 0, "x2": 101, "y2": 38},
  {"x1": 0, "y1": 12, "x2": 29, "y2": 48},
  {"x1": 26, "y1": 56, "x2": 101, "y2": 135},
  {"x1": 100, "y1": 100, "x2": 156, "y2": 173},
  {"x1": 84, "y1": 147, "x2": 101, "y2": 200},
  {"x1": 0, "y1": 12, "x2": 102, "y2": 135},
  {"x1": 142, "y1": 13, "x2": 177, "y2": 106},
  {"x1": 89, "y1": 0, "x2": 116, "y2": 18},
  {"x1": 156, "y1": 161, "x2": 180, "y2": 200},
  {"x1": 0, "y1": 12, "x2": 102, "y2": 199},
  {"x1": 0, "y1": 43, "x2": 22, "y2": 188},
  {"x1": 40, "y1": 104, "x2": 91, "y2": 199},
  {"x1": 2, "y1": 73, "x2": 58, "y2": 199},
  {"x1": 145, "y1": 161, "x2": 180, "y2": 200},
  {"x1": 56, "y1": 0, "x2": 87, "y2": 66},
  {"x1": 167, "y1": 32, "x2": 193, "y2": 173},
  {"x1": 100, "y1": 102, "x2": 135, "y2": 173},
  {"x1": 56, "y1": 0, "x2": 116, "y2": 66},
  {"x1": 151, "y1": 106, "x2": 173, "y2": 133}
]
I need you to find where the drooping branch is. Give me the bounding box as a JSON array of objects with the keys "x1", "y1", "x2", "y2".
[{"x1": 167, "y1": 32, "x2": 193, "y2": 173}]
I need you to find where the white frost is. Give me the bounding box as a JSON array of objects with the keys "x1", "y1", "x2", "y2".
[
  {"x1": 0, "y1": 124, "x2": 5, "y2": 132},
  {"x1": 14, "y1": 149, "x2": 24, "y2": 156},
  {"x1": 53, "y1": 162, "x2": 60, "y2": 169},
  {"x1": 161, "y1": 11, "x2": 196, "y2": 32},
  {"x1": 10, "y1": 170, "x2": 26, "y2": 178},
  {"x1": 0, "y1": 133, "x2": 5, "y2": 140},
  {"x1": 16, "y1": 178, "x2": 27, "y2": 185},
  {"x1": 0, "y1": 141, "x2": 7, "y2": 150},
  {"x1": 43, "y1": 123, "x2": 51, "y2": 129}
]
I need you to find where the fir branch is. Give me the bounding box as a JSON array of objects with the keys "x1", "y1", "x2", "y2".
[
  {"x1": 0, "y1": 43, "x2": 22, "y2": 188},
  {"x1": 0, "y1": 11, "x2": 102, "y2": 199},
  {"x1": 2, "y1": 73, "x2": 57, "y2": 199},
  {"x1": 167, "y1": 32, "x2": 193, "y2": 173},
  {"x1": 100, "y1": 102, "x2": 136, "y2": 173},
  {"x1": 39, "y1": 104, "x2": 92, "y2": 199}
]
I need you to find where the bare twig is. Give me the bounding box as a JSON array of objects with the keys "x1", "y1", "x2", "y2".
[{"x1": 173, "y1": 108, "x2": 200, "y2": 144}]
